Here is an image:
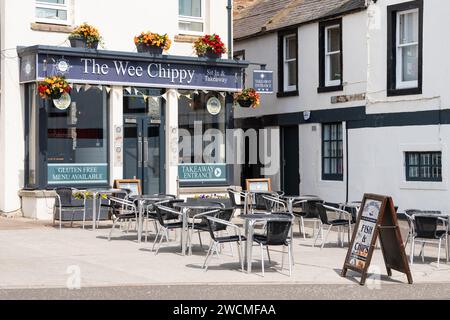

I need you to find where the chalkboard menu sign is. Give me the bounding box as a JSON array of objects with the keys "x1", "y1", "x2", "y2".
[
  {"x1": 114, "y1": 179, "x2": 141, "y2": 196},
  {"x1": 246, "y1": 178, "x2": 271, "y2": 192},
  {"x1": 342, "y1": 194, "x2": 413, "y2": 286}
]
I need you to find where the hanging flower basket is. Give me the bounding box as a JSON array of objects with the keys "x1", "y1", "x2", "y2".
[
  {"x1": 68, "y1": 23, "x2": 102, "y2": 49},
  {"x1": 194, "y1": 34, "x2": 226, "y2": 59},
  {"x1": 134, "y1": 31, "x2": 171, "y2": 54},
  {"x1": 38, "y1": 76, "x2": 72, "y2": 101},
  {"x1": 235, "y1": 88, "x2": 261, "y2": 109}
]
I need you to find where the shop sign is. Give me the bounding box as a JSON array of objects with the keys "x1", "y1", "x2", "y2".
[
  {"x1": 24, "y1": 54, "x2": 244, "y2": 92},
  {"x1": 178, "y1": 164, "x2": 227, "y2": 182},
  {"x1": 48, "y1": 163, "x2": 108, "y2": 185},
  {"x1": 206, "y1": 97, "x2": 222, "y2": 115},
  {"x1": 253, "y1": 70, "x2": 273, "y2": 94}
]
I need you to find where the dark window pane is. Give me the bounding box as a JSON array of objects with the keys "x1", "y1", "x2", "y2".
[{"x1": 327, "y1": 27, "x2": 340, "y2": 52}]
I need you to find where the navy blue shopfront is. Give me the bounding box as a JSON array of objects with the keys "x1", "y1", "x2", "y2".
[{"x1": 19, "y1": 45, "x2": 247, "y2": 193}]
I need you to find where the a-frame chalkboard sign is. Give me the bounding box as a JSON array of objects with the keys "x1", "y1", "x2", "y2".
[{"x1": 341, "y1": 194, "x2": 413, "y2": 286}]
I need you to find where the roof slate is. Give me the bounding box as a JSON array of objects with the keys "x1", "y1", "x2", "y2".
[{"x1": 234, "y1": 0, "x2": 367, "y2": 40}]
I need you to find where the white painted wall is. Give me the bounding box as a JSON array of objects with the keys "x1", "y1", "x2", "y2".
[
  {"x1": 234, "y1": 10, "x2": 368, "y2": 119},
  {"x1": 366, "y1": 0, "x2": 450, "y2": 114},
  {"x1": 0, "y1": 0, "x2": 231, "y2": 213},
  {"x1": 348, "y1": 124, "x2": 450, "y2": 212}
]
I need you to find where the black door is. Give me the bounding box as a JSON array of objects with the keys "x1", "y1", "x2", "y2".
[
  {"x1": 281, "y1": 126, "x2": 300, "y2": 195},
  {"x1": 123, "y1": 116, "x2": 163, "y2": 195}
]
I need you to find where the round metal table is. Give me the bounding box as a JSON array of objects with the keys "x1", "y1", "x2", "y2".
[
  {"x1": 85, "y1": 188, "x2": 129, "y2": 230},
  {"x1": 173, "y1": 201, "x2": 224, "y2": 256},
  {"x1": 129, "y1": 194, "x2": 174, "y2": 243},
  {"x1": 239, "y1": 214, "x2": 294, "y2": 274}
]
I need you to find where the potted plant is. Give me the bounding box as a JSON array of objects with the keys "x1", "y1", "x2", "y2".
[
  {"x1": 69, "y1": 23, "x2": 102, "y2": 49},
  {"x1": 38, "y1": 76, "x2": 72, "y2": 100},
  {"x1": 134, "y1": 31, "x2": 171, "y2": 54},
  {"x1": 235, "y1": 88, "x2": 261, "y2": 108},
  {"x1": 193, "y1": 34, "x2": 226, "y2": 59}
]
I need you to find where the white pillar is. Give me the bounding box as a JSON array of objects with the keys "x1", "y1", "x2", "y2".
[
  {"x1": 165, "y1": 90, "x2": 179, "y2": 195},
  {"x1": 109, "y1": 86, "x2": 124, "y2": 185}
]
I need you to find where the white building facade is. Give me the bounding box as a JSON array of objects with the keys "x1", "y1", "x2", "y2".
[
  {"x1": 1, "y1": 0, "x2": 245, "y2": 219},
  {"x1": 234, "y1": 0, "x2": 450, "y2": 213}
]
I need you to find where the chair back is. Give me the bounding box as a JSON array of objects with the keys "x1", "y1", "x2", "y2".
[
  {"x1": 265, "y1": 217, "x2": 292, "y2": 246},
  {"x1": 227, "y1": 189, "x2": 239, "y2": 207},
  {"x1": 303, "y1": 200, "x2": 322, "y2": 219},
  {"x1": 156, "y1": 199, "x2": 184, "y2": 222},
  {"x1": 414, "y1": 216, "x2": 439, "y2": 239},
  {"x1": 55, "y1": 187, "x2": 75, "y2": 207},
  {"x1": 316, "y1": 203, "x2": 330, "y2": 225},
  {"x1": 207, "y1": 208, "x2": 234, "y2": 240}
]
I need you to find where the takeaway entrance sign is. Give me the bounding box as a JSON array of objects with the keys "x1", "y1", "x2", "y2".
[{"x1": 341, "y1": 194, "x2": 413, "y2": 286}]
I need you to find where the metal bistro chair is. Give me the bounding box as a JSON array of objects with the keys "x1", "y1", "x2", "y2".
[
  {"x1": 187, "y1": 202, "x2": 228, "y2": 256},
  {"x1": 203, "y1": 209, "x2": 246, "y2": 272},
  {"x1": 53, "y1": 187, "x2": 86, "y2": 230},
  {"x1": 153, "y1": 201, "x2": 187, "y2": 255},
  {"x1": 407, "y1": 214, "x2": 448, "y2": 267},
  {"x1": 314, "y1": 204, "x2": 353, "y2": 249},
  {"x1": 144, "y1": 196, "x2": 180, "y2": 243},
  {"x1": 227, "y1": 188, "x2": 246, "y2": 212},
  {"x1": 107, "y1": 196, "x2": 138, "y2": 240},
  {"x1": 252, "y1": 214, "x2": 294, "y2": 277},
  {"x1": 297, "y1": 200, "x2": 324, "y2": 239}
]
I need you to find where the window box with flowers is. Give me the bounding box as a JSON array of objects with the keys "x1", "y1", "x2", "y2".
[
  {"x1": 235, "y1": 88, "x2": 261, "y2": 109},
  {"x1": 193, "y1": 34, "x2": 226, "y2": 59},
  {"x1": 68, "y1": 23, "x2": 103, "y2": 49},
  {"x1": 134, "y1": 32, "x2": 172, "y2": 55}
]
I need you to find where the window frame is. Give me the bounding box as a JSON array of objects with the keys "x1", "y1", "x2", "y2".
[
  {"x1": 387, "y1": 0, "x2": 423, "y2": 96},
  {"x1": 277, "y1": 29, "x2": 298, "y2": 98},
  {"x1": 318, "y1": 18, "x2": 343, "y2": 93},
  {"x1": 35, "y1": 0, "x2": 71, "y2": 26},
  {"x1": 178, "y1": 0, "x2": 205, "y2": 36},
  {"x1": 396, "y1": 9, "x2": 420, "y2": 90},
  {"x1": 405, "y1": 151, "x2": 442, "y2": 182},
  {"x1": 322, "y1": 122, "x2": 344, "y2": 181}
]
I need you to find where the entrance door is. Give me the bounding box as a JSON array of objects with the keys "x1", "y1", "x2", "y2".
[
  {"x1": 281, "y1": 126, "x2": 300, "y2": 195},
  {"x1": 123, "y1": 116, "x2": 163, "y2": 195}
]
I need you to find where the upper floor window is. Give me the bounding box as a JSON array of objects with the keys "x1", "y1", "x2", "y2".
[
  {"x1": 318, "y1": 19, "x2": 343, "y2": 93},
  {"x1": 35, "y1": 0, "x2": 70, "y2": 25},
  {"x1": 179, "y1": 0, "x2": 204, "y2": 35},
  {"x1": 277, "y1": 30, "x2": 298, "y2": 97},
  {"x1": 387, "y1": 0, "x2": 423, "y2": 96}
]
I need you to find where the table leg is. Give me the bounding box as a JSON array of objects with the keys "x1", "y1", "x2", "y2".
[
  {"x1": 92, "y1": 192, "x2": 97, "y2": 231},
  {"x1": 181, "y1": 208, "x2": 187, "y2": 256},
  {"x1": 137, "y1": 200, "x2": 144, "y2": 243},
  {"x1": 246, "y1": 220, "x2": 254, "y2": 274},
  {"x1": 288, "y1": 199, "x2": 293, "y2": 214}
]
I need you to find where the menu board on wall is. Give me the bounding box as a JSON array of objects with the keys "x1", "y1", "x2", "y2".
[{"x1": 341, "y1": 194, "x2": 413, "y2": 286}]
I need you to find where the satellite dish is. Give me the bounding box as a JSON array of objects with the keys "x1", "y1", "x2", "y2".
[{"x1": 53, "y1": 92, "x2": 72, "y2": 110}]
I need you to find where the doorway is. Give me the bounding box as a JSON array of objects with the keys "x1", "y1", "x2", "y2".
[
  {"x1": 123, "y1": 116, "x2": 164, "y2": 195},
  {"x1": 281, "y1": 126, "x2": 300, "y2": 195}
]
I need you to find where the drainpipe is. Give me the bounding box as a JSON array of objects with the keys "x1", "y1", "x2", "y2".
[{"x1": 227, "y1": 0, "x2": 233, "y2": 59}]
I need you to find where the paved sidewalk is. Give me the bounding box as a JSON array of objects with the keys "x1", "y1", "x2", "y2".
[{"x1": 0, "y1": 216, "x2": 448, "y2": 292}]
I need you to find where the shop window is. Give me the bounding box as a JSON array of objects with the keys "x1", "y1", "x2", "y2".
[
  {"x1": 406, "y1": 152, "x2": 442, "y2": 182},
  {"x1": 179, "y1": 0, "x2": 204, "y2": 35},
  {"x1": 178, "y1": 91, "x2": 232, "y2": 186},
  {"x1": 35, "y1": 0, "x2": 71, "y2": 25},
  {"x1": 322, "y1": 123, "x2": 343, "y2": 181},
  {"x1": 387, "y1": 0, "x2": 423, "y2": 96}
]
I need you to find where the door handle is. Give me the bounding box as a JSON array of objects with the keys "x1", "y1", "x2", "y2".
[
  {"x1": 138, "y1": 137, "x2": 142, "y2": 168},
  {"x1": 143, "y1": 138, "x2": 149, "y2": 167}
]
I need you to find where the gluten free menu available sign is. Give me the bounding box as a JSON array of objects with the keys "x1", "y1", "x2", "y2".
[
  {"x1": 48, "y1": 164, "x2": 108, "y2": 185},
  {"x1": 348, "y1": 199, "x2": 382, "y2": 270}
]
